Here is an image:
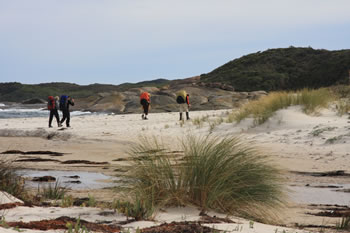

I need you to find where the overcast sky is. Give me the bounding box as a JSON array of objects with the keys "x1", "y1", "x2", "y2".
[{"x1": 1, "y1": 0, "x2": 349, "y2": 85}]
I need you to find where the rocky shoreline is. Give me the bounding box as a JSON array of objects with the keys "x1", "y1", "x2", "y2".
[{"x1": 2, "y1": 88, "x2": 267, "y2": 114}]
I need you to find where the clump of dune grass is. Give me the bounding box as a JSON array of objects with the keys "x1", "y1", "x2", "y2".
[
  {"x1": 118, "y1": 135, "x2": 285, "y2": 222},
  {"x1": 330, "y1": 85, "x2": 350, "y2": 98},
  {"x1": 335, "y1": 99, "x2": 350, "y2": 116},
  {"x1": 192, "y1": 115, "x2": 209, "y2": 128},
  {"x1": 208, "y1": 117, "x2": 224, "y2": 133},
  {"x1": 296, "y1": 88, "x2": 333, "y2": 114},
  {"x1": 38, "y1": 180, "x2": 67, "y2": 200},
  {"x1": 0, "y1": 159, "x2": 26, "y2": 199},
  {"x1": 228, "y1": 91, "x2": 296, "y2": 125},
  {"x1": 113, "y1": 196, "x2": 154, "y2": 220},
  {"x1": 336, "y1": 216, "x2": 350, "y2": 230},
  {"x1": 228, "y1": 88, "x2": 334, "y2": 126},
  {"x1": 329, "y1": 85, "x2": 350, "y2": 116}
]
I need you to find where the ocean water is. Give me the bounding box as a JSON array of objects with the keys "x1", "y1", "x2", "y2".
[{"x1": 0, "y1": 103, "x2": 92, "y2": 119}]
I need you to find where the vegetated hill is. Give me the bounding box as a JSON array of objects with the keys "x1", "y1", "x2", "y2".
[
  {"x1": 0, "y1": 79, "x2": 170, "y2": 102},
  {"x1": 200, "y1": 47, "x2": 350, "y2": 91}
]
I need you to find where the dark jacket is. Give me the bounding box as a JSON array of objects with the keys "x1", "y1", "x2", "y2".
[{"x1": 63, "y1": 99, "x2": 74, "y2": 111}]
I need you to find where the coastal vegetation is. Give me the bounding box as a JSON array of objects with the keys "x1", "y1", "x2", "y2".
[
  {"x1": 38, "y1": 180, "x2": 67, "y2": 200},
  {"x1": 118, "y1": 135, "x2": 285, "y2": 222},
  {"x1": 201, "y1": 47, "x2": 350, "y2": 91},
  {"x1": 0, "y1": 159, "x2": 26, "y2": 199},
  {"x1": 0, "y1": 79, "x2": 170, "y2": 102},
  {"x1": 227, "y1": 88, "x2": 340, "y2": 126}
]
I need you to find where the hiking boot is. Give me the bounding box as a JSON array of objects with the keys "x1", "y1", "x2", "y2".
[{"x1": 179, "y1": 113, "x2": 183, "y2": 121}]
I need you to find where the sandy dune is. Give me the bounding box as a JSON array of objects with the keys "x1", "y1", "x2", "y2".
[{"x1": 0, "y1": 107, "x2": 349, "y2": 232}]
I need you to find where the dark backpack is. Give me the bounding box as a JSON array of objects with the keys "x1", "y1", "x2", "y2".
[
  {"x1": 47, "y1": 96, "x2": 55, "y2": 110},
  {"x1": 59, "y1": 95, "x2": 68, "y2": 110},
  {"x1": 176, "y1": 96, "x2": 185, "y2": 104}
]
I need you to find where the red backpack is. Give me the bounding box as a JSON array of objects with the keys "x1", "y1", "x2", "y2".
[{"x1": 47, "y1": 96, "x2": 55, "y2": 110}]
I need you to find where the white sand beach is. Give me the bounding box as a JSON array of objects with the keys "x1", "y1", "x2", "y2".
[{"x1": 1, "y1": 107, "x2": 350, "y2": 232}]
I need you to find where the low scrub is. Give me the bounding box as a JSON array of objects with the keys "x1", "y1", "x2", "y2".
[
  {"x1": 119, "y1": 136, "x2": 285, "y2": 222},
  {"x1": 228, "y1": 88, "x2": 334, "y2": 125}
]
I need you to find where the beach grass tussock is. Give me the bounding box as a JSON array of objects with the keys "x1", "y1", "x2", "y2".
[
  {"x1": 0, "y1": 159, "x2": 26, "y2": 199},
  {"x1": 336, "y1": 216, "x2": 350, "y2": 230},
  {"x1": 228, "y1": 88, "x2": 335, "y2": 125},
  {"x1": 118, "y1": 135, "x2": 285, "y2": 222},
  {"x1": 38, "y1": 180, "x2": 68, "y2": 200},
  {"x1": 297, "y1": 88, "x2": 333, "y2": 114},
  {"x1": 113, "y1": 196, "x2": 154, "y2": 221}
]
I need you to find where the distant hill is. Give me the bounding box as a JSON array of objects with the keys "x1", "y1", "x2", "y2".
[
  {"x1": 2, "y1": 47, "x2": 350, "y2": 113},
  {"x1": 200, "y1": 47, "x2": 350, "y2": 91},
  {"x1": 0, "y1": 79, "x2": 170, "y2": 102}
]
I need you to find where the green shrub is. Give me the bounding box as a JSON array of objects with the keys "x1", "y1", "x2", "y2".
[{"x1": 119, "y1": 135, "x2": 285, "y2": 222}]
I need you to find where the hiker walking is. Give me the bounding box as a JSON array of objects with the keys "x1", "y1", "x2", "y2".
[
  {"x1": 140, "y1": 92, "x2": 150, "y2": 120},
  {"x1": 47, "y1": 96, "x2": 61, "y2": 128},
  {"x1": 176, "y1": 90, "x2": 190, "y2": 120},
  {"x1": 59, "y1": 95, "x2": 74, "y2": 127}
]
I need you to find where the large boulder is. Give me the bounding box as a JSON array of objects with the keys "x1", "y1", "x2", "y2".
[
  {"x1": 150, "y1": 95, "x2": 177, "y2": 112},
  {"x1": 207, "y1": 95, "x2": 235, "y2": 108},
  {"x1": 190, "y1": 95, "x2": 208, "y2": 106},
  {"x1": 140, "y1": 87, "x2": 160, "y2": 93},
  {"x1": 87, "y1": 93, "x2": 125, "y2": 113},
  {"x1": 123, "y1": 95, "x2": 141, "y2": 113},
  {"x1": 249, "y1": 91, "x2": 268, "y2": 99}
]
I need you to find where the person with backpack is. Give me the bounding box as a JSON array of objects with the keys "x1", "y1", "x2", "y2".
[
  {"x1": 140, "y1": 92, "x2": 150, "y2": 120},
  {"x1": 59, "y1": 95, "x2": 75, "y2": 127},
  {"x1": 47, "y1": 96, "x2": 61, "y2": 128},
  {"x1": 176, "y1": 90, "x2": 190, "y2": 120}
]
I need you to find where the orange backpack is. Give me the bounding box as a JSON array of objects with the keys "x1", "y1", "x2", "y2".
[{"x1": 140, "y1": 92, "x2": 150, "y2": 102}]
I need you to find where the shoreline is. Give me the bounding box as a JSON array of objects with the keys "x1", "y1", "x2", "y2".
[{"x1": 1, "y1": 107, "x2": 350, "y2": 231}]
